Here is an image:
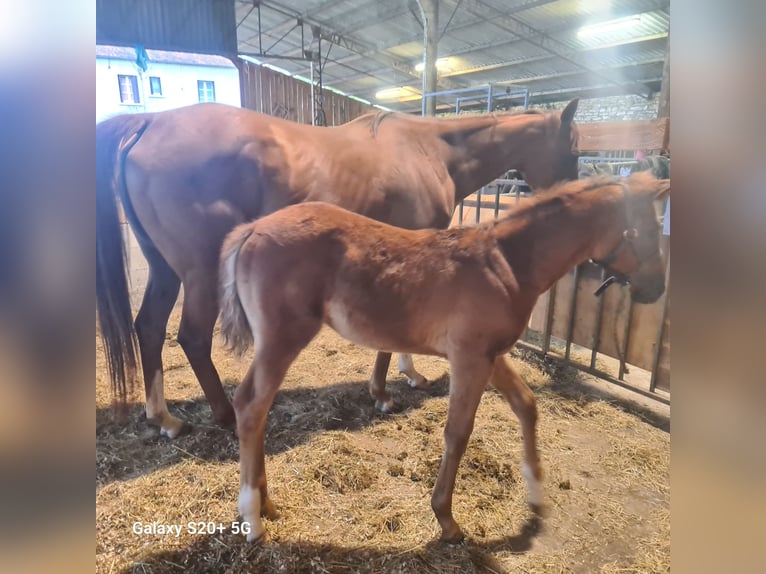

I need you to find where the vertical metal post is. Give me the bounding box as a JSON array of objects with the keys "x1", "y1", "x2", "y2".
[
  {"x1": 310, "y1": 60, "x2": 315, "y2": 126},
  {"x1": 486, "y1": 84, "x2": 493, "y2": 112},
  {"x1": 455, "y1": 99, "x2": 460, "y2": 114},
  {"x1": 618, "y1": 292, "x2": 634, "y2": 380},
  {"x1": 650, "y1": 254, "x2": 671, "y2": 392},
  {"x1": 458, "y1": 201, "x2": 464, "y2": 224},
  {"x1": 590, "y1": 267, "x2": 607, "y2": 369},
  {"x1": 257, "y1": 3, "x2": 262, "y2": 53},
  {"x1": 418, "y1": 0, "x2": 439, "y2": 116},
  {"x1": 564, "y1": 266, "x2": 580, "y2": 361},
  {"x1": 475, "y1": 187, "x2": 483, "y2": 224},
  {"x1": 494, "y1": 186, "x2": 500, "y2": 219},
  {"x1": 523, "y1": 89, "x2": 528, "y2": 110},
  {"x1": 542, "y1": 283, "x2": 557, "y2": 355}
]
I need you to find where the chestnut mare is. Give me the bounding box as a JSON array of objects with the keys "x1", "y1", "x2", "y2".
[
  {"x1": 96, "y1": 100, "x2": 580, "y2": 438},
  {"x1": 219, "y1": 173, "x2": 670, "y2": 543}
]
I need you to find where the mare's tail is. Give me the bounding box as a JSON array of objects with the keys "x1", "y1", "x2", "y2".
[
  {"x1": 96, "y1": 114, "x2": 149, "y2": 409},
  {"x1": 219, "y1": 225, "x2": 255, "y2": 356}
]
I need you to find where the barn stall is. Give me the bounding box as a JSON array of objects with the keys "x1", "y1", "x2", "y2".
[{"x1": 97, "y1": 1, "x2": 670, "y2": 572}]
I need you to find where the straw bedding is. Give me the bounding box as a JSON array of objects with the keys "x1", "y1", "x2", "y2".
[{"x1": 96, "y1": 309, "x2": 669, "y2": 573}]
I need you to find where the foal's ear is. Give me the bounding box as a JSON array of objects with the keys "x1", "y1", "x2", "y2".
[{"x1": 561, "y1": 99, "x2": 579, "y2": 126}]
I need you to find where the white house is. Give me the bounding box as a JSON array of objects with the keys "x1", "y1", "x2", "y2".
[{"x1": 96, "y1": 45, "x2": 240, "y2": 122}]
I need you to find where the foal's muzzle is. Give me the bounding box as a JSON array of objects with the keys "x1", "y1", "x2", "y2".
[{"x1": 629, "y1": 274, "x2": 666, "y2": 304}]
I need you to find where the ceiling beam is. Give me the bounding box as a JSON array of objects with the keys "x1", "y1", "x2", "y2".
[
  {"x1": 440, "y1": 33, "x2": 668, "y2": 78},
  {"x1": 461, "y1": 0, "x2": 657, "y2": 98},
  {"x1": 254, "y1": 0, "x2": 464, "y2": 90},
  {"x1": 333, "y1": 59, "x2": 662, "y2": 104},
  {"x1": 329, "y1": 32, "x2": 667, "y2": 86}
]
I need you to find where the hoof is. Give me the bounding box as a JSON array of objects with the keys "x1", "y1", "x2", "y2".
[
  {"x1": 439, "y1": 528, "x2": 465, "y2": 545},
  {"x1": 261, "y1": 498, "x2": 280, "y2": 520},
  {"x1": 405, "y1": 376, "x2": 429, "y2": 390},
  {"x1": 246, "y1": 530, "x2": 267, "y2": 544},
  {"x1": 148, "y1": 413, "x2": 187, "y2": 439},
  {"x1": 374, "y1": 399, "x2": 398, "y2": 414},
  {"x1": 529, "y1": 502, "x2": 547, "y2": 518},
  {"x1": 213, "y1": 406, "x2": 236, "y2": 428}
]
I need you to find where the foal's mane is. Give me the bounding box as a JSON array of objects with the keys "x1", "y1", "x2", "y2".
[{"x1": 479, "y1": 175, "x2": 621, "y2": 230}]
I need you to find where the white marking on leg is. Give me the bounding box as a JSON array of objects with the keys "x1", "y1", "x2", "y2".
[
  {"x1": 238, "y1": 484, "x2": 264, "y2": 542},
  {"x1": 375, "y1": 399, "x2": 396, "y2": 414},
  {"x1": 398, "y1": 354, "x2": 427, "y2": 388},
  {"x1": 522, "y1": 461, "x2": 543, "y2": 507},
  {"x1": 146, "y1": 370, "x2": 184, "y2": 439},
  {"x1": 146, "y1": 370, "x2": 166, "y2": 420}
]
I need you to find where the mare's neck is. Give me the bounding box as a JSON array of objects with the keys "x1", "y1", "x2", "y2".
[
  {"x1": 436, "y1": 113, "x2": 546, "y2": 202},
  {"x1": 491, "y1": 185, "x2": 625, "y2": 296}
]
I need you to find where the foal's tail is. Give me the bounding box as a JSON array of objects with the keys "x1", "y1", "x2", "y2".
[
  {"x1": 219, "y1": 225, "x2": 256, "y2": 356},
  {"x1": 96, "y1": 114, "x2": 149, "y2": 409}
]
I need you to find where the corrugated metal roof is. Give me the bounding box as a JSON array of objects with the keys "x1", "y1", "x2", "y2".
[{"x1": 234, "y1": 0, "x2": 669, "y2": 112}]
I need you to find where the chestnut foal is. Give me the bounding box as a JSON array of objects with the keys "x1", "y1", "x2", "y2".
[{"x1": 219, "y1": 173, "x2": 670, "y2": 543}]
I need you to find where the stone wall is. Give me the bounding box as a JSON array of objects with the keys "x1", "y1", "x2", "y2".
[{"x1": 524, "y1": 93, "x2": 660, "y2": 123}]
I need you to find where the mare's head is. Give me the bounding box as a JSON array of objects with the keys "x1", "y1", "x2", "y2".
[
  {"x1": 520, "y1": 99, "x2": 580, "y2": 190},
  {"x1": 592, "y1": 173, "x2": 671, "y2": 304}
]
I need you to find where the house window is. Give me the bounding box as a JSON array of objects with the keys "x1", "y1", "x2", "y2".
[
  {"x1": 197, "y1": 80, "x2": 216, "y2": 102},
  {"x1": 149, "y1": 76, "x2": 162, "y2": 96},
  {"x1": 118, "y1": 74, "x2": 140, "y2": 104}
]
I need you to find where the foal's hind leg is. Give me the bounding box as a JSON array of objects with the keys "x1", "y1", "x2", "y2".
[
  {"x1": 134, "y1": 235, "x2": 184, "y2": 437},
  {"x1": 490, "y1": 355, "x2": 543, "y2": 512},
  {"x1": 398, "y1": 354, "x2": 428, "y2": 389},
  {"x1": 234, "y1": 321, "x2": 322, "y2": 542},
  {"x1": 177, "y1": 274, "x2": 235, "y2": 426}
]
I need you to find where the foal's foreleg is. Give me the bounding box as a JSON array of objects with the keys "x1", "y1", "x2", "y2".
[
  {"x1": 431, "y1": 355, "x2": 494, "y2": 543},
  {"x1": 490, "y1": 355, "x2": 543, "y2": 511}
]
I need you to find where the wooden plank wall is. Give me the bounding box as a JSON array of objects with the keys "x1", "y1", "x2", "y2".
[
  {"x1": 239, "y1": 60, "x2": 376, "y2": 126},
  {"x1": 578, "y1": 118, "x2": 670, "y2": 153}
]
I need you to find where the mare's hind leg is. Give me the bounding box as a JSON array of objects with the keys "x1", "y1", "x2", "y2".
[
  {"x1": 134, "y1": 235, "x2": 184, "y2": 438},
  {"x1": 490, "y1": 355, "x2": 543, "y2": 512},
  {"x1": 397, "y1": 353, "x2": 428, "y2": 388},
  {"x1": 177, "y1": 274, "x2": 235, "y2": 426},
  {"x1": 234, "y1": 320, "x2": 322, "y2": 542}
]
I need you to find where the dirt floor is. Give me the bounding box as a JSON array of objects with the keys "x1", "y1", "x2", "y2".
[{"x1": 96, "y1": 307, "x2": 669, "y2": 574}]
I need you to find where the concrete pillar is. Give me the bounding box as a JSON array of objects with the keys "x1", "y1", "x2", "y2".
[{"x1": 417, "y1": 0, "x2": 439, "y2": 116}]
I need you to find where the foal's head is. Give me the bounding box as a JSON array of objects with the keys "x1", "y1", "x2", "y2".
[
  {"x1": 520, "y1": 99, "x2": 580, "y2": 190},
  {"x1": 592, "y1": 173, "x2": 671, "y2": 304}
]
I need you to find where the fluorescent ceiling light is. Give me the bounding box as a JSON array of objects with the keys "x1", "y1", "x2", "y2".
[
  {"x1": 375, "y1": 86, "x2": 421, "y2": 101},
  {"x1": 577, "y1": 15, "x2": 641, "y2": 37},
  {"x1": 415, "y1": 58, "x2": 451, "y2": 73}
]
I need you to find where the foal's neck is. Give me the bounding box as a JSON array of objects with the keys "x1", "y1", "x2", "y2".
[
  {"x1": 437, "y1": 113, "x2": 547, "y2": 201},
  {"x1": 491, "y1": 184, "x2": 625, "y2": 295}
]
